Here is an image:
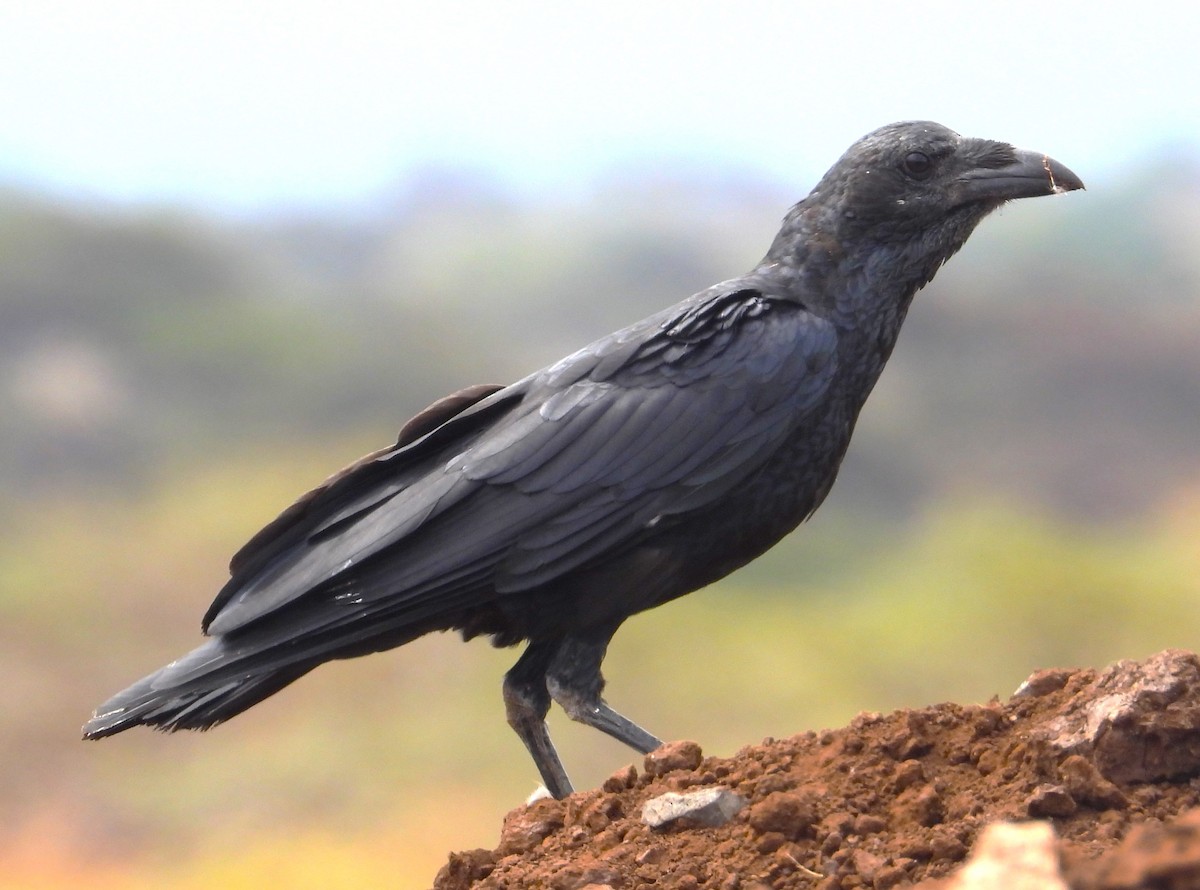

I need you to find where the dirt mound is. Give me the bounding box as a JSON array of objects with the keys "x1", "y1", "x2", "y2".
[{"x1": 435, "y1": 650, "x2": 1200, "y2": 889}]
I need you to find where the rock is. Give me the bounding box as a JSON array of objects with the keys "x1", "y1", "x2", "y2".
[
  {"x1": 747, "y1": 790, "x2": 820, "y2": 839},
  {"x1": 641, "y1": 786, "x2": 746, "y2": 829},
  {"x1": 644, "y1": 740, "x2": 704, "y2": 778},
  {"x1": 497, "y1": 797, "x2": 566, "y2": 855},
  {"x1": 1013, "y1": 667, "x2": 1073, "y2": 698},
  {"x1": 434, "y1": 848, "x2": 497, "y2": 889},
  {"x1": 1080, "y1": 807, "x2": 1200, "y2": 888},
  {"x1": 602, "y1": 763, "x2": 638, "y2": 792},
  {"x1": 1036, "y1": 649, "x2": 1200, "y2": 783},
  {"x1": 436, "y1": 651, "x2": 1200, "y2": 890},
  {"x1": 894, "y1": 783, "x2": 945, "y2": 827},
  {"x1": 934, "y1": 822, "x2": 1068, "y2": 890},
  {"x1": 1026, "y1": 784, "x2": 1077, "y2": 818},
  {"x1": 1058, "y1": 754, "x2": 1128, "y2": 810}
]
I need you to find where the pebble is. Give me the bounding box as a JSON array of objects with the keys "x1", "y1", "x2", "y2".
[{"x1": 641, "y1": 786, "x2": 746, "y2": 829}]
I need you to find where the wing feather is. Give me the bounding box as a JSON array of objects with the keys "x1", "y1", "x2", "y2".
[{"x1": 204, "y1": 288, "x2": 838, "y2": 644}]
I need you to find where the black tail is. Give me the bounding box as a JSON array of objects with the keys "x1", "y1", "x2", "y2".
[
  {"x1": 82, "y1": 637, "x2": 314, "y2": 738},
  {"x1": 83, "y1": 588, "x2": 452, "y2": 739}
]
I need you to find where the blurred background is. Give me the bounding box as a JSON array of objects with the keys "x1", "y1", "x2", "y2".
[{"x1": 2, "y1": 2, "x2": 1198, "y2": 887}]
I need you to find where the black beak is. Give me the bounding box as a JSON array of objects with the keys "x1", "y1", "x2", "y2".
[{"x1": 956, "y1": 148, "x2": 1085, "y2": 204}]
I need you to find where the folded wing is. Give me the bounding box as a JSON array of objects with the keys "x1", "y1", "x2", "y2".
[{"x1": 201, "y1": 288, "x2": 839, "y2": 650}]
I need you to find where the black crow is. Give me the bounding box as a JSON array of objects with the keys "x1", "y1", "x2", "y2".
[{"x1": 84, "y1": 122, "x2": 1083, "y2": 798}]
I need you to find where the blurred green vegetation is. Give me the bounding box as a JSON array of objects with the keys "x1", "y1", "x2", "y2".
[
  {"x1": 1, "y1": 450, "x2": 1198, "y2": 888},
  {"x1": 1, "y1": 153, "x2": 1198, "y2": 887}
]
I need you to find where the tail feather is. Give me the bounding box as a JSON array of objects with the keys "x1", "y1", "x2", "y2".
[
  {"x1": 82, "y1": 638, "x2": 313, "y2": 739},
  {"x1": 84, "y1": 591, "x2": 459, "y2": 740}
]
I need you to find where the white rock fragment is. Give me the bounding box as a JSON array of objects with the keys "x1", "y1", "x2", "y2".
[
  {"x1": 640, "y1": 787, "x2": 746, "y2": 829},
  {"x1": 941, "y1": 822, "x2": 1068, "y2": 890}
]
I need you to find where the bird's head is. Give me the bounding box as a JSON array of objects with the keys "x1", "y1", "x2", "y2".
[
  {"x1": 772, "y1": 121, "x2": 1084, "y2": 298},
  {"x1": 813, "y1": 120, "x2": 1083, "y2": 244}
]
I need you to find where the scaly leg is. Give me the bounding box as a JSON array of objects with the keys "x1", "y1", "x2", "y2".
[
  {"x1": 546, "y1": 635, "x2": 663, "y2": 755},
  {"x1": 503, "y1": 642, "x2": 574, "y2": 799}
]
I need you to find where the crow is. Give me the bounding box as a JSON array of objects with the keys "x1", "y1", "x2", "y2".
[{"x1": 84, "y1": 122, "x2": 1083, "y2": 798}]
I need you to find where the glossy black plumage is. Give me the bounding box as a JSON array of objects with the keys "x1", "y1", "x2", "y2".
[{"x1": 84, "y1": 122, "x2": 1083, "y2": 798}]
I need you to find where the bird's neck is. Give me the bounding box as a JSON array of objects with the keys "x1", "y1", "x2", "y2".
[
  {"x1": 762, "y1": 234, "x2": 920, "y2": 356},
  {"x1": 762, "y1": 203, "x2": 981, "y2": 360}
]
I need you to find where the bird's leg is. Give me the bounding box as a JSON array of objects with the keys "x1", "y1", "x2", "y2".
[
  {"x1": 503, "y1": 643, "x2": 574, "y2": 799},
  {"x1": 546, "y1": 635, "x2": 663, "y2": 755}
]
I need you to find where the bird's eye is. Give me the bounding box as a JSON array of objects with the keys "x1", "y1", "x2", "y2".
[{"x1": 902, "y1": 151, "x2": 933, "y2": 180}]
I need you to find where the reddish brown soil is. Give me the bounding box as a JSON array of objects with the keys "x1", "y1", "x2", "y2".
[{"x1": 435, "y1": 650, "x2": 1200, "y2": 889}]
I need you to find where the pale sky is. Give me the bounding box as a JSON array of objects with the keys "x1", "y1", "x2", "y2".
[{"x1": 1, "y1": 1, "x2": 1196, "y2": 212}]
